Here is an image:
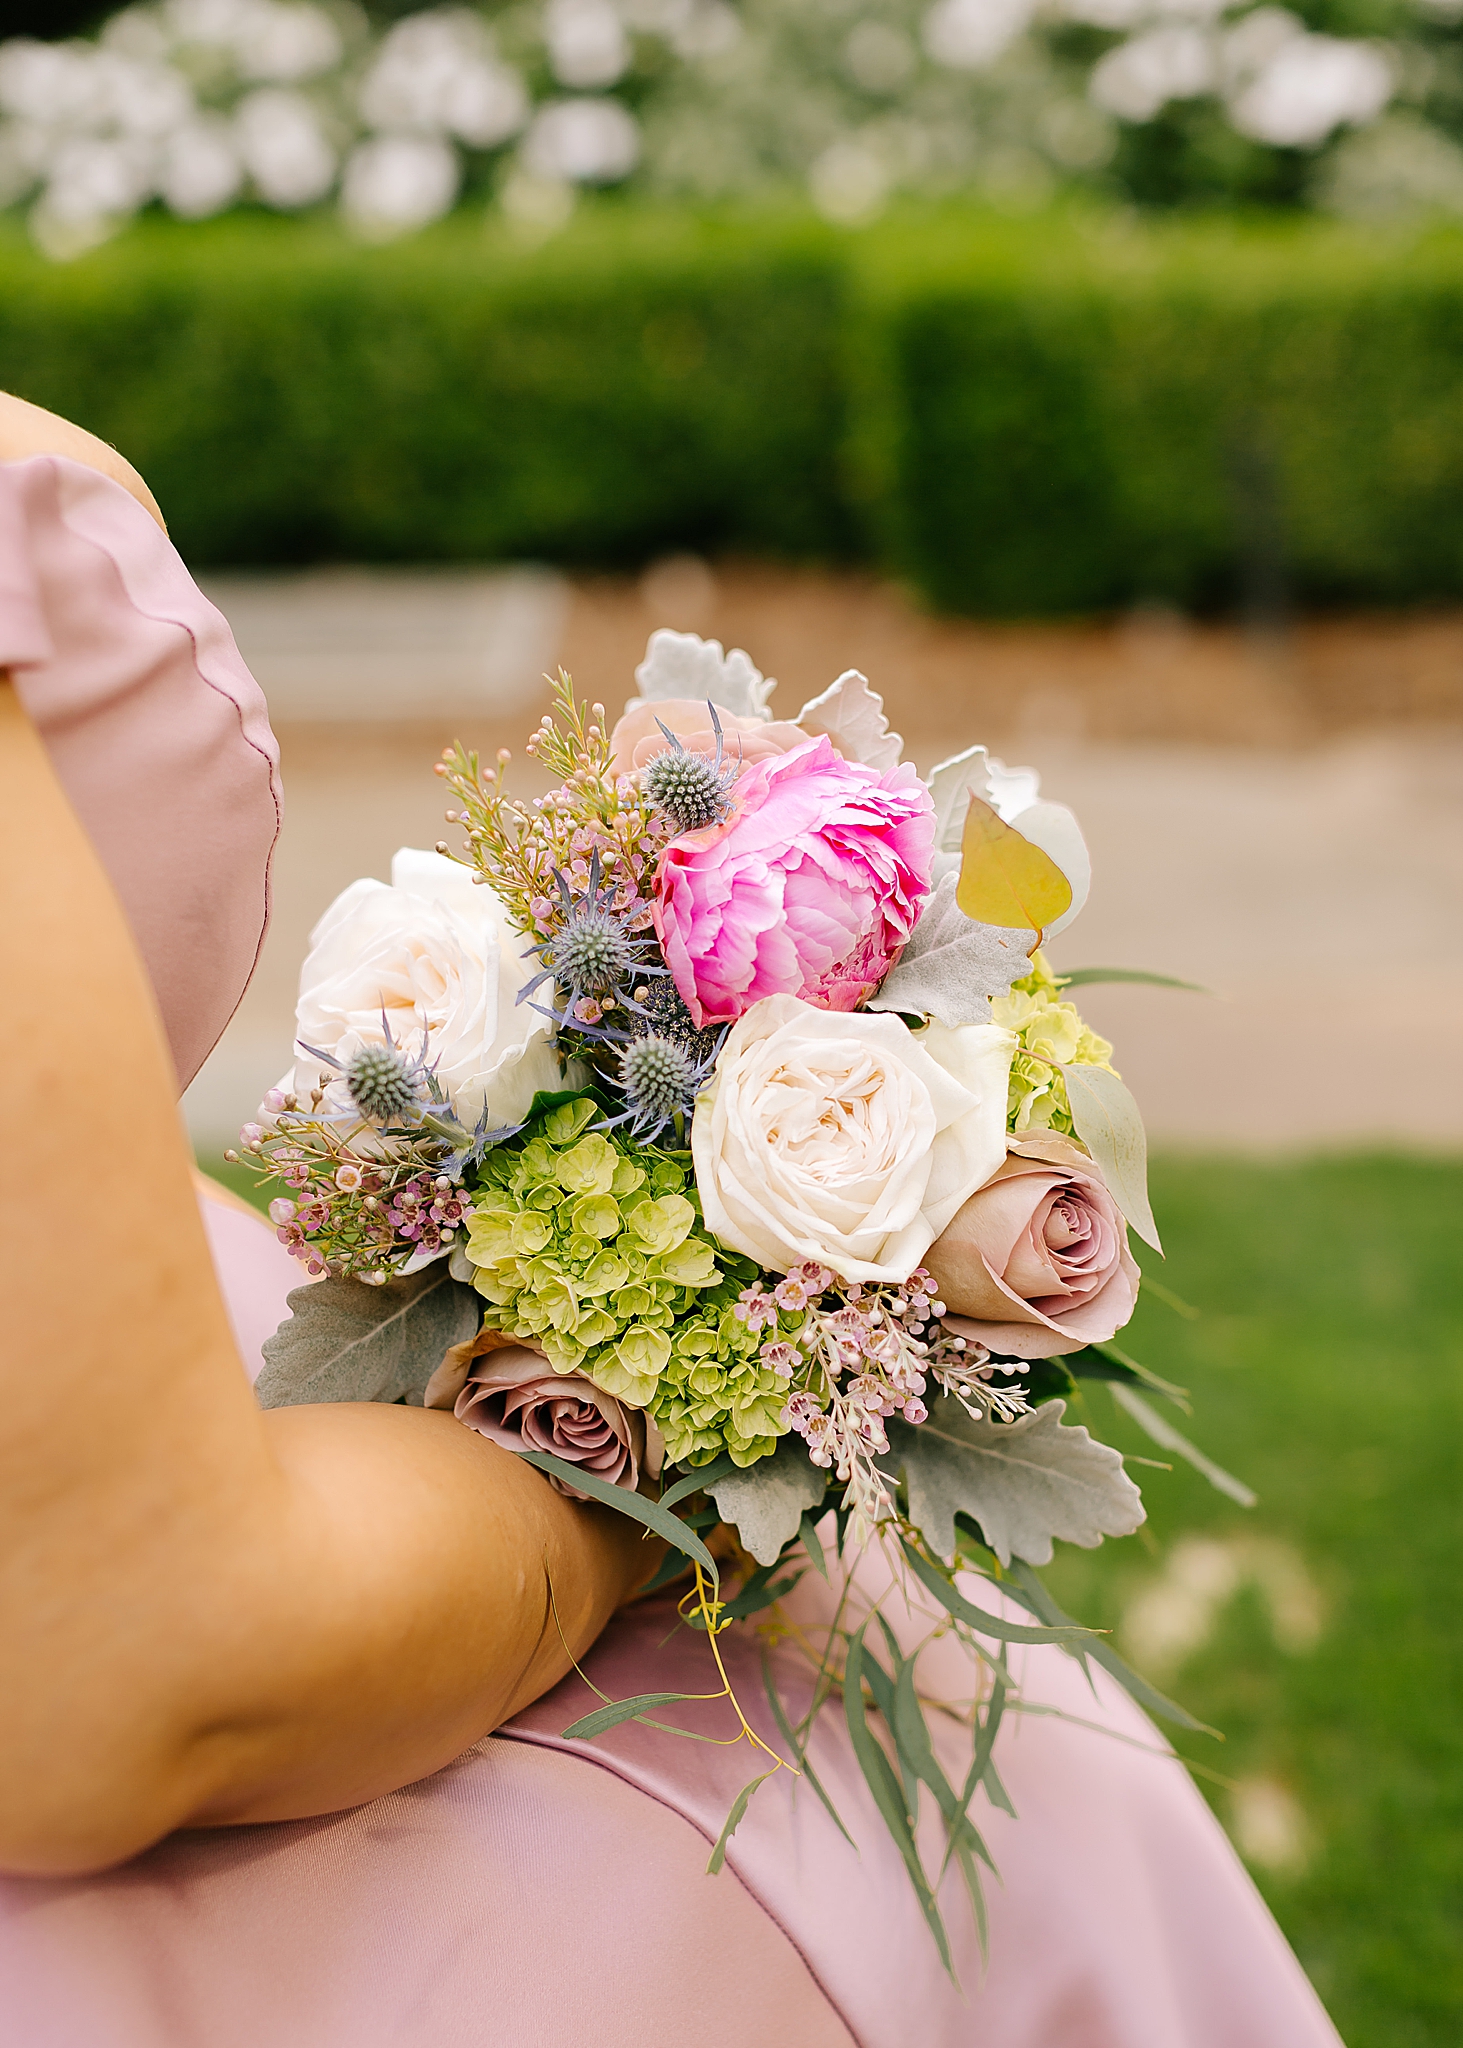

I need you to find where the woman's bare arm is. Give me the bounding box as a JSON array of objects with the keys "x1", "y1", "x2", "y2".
[{"x1": 0, "y1": 588, "x2": 651, "y2": 1881}]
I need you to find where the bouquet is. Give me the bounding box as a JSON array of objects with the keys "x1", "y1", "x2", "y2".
[{"x1": 241, "y1": 631, "x2": 1235, "y2": 1959}]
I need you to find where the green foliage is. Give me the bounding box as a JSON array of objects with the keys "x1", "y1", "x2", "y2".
[
  {"x1": 857, "y1": 211, "x2": 1463, "y2": 616},
  {"x1": 8, "y1": 206, "x2": 1463, "y2": 614},
  {"x1": 0, "y1": 209, "x2": 850, "y2": 569},
  {"x1": 463, "y1": 1094, "x2": 786, "y2": 1462},
  {"x1": 1044, "y1": 1153, "x2": 1463, "y2": 2047}
]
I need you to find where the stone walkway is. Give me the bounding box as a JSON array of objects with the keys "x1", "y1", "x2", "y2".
[{"x1": 185, "y1": 566, "x2": 1463, "y2": 1156}]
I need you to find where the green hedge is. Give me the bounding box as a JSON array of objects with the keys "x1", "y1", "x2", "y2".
[
  {"x1": 4, "y1": 206, "x2": 1463, "y2": 615},
  {"x1": 0, "y1": 211, "x2": 851, "y2": 568},
  {"x1": 857, "y1": 217, "x2": 1463, "y2": 614}
]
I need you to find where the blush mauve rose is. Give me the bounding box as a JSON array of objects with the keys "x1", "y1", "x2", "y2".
[
  {"x1": 608, "y1": 697, "x2": 811, "y2": 778},
  {"x1": 425, "y1": 1331, "x2": 654, "y2": 1498},
  {"x1": 457, "y1": 1360, "x2": 645, "y2": 1497},
  {"x1": 652, "y1": 735, "x2": 935, "y2": 1028},
  {"x1": 924, "y1": 1134, "x2": 1140, "y2": 1358}
]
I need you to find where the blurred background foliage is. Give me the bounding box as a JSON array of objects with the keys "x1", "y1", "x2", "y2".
[
  {"x1": 2, "y1": 0, "x2": 1463, "y2": 256},
  {"x1": 5, "y1": 202, "x2": 1463, "y2": 615},
  {"x1": 6, "y1": 3, "x2": 1463, "y2": 614}
]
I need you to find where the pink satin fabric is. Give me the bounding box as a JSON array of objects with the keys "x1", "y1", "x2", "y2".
[{"x1": 0, "y1": 455, "x2": 280, "y2": 1089}]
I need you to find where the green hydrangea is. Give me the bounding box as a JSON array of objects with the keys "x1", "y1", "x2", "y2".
[
  {"x1": 648, "y1": 1287, "x2": 791, "y2": 1470},
  {"x1": 991, "y1": 950, "x2": 1116, "y2": 1137},
  {"x1": 463, "y1": 1096, "x2": 784, "y2": 1467}
]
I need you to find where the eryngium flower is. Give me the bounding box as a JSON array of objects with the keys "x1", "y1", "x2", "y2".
[
  {"x1": 619, "y1": 1032, "x2": 700, "y2": 1125},
  {"x1": 346, "y1": 1042, "x2": 424, "y2": 1121},
  {"x1": 642, "y1": 744, "x2": 733, "y2": 833},
  {"x1": 547, "y1": 900, "x2": 638, "y2": 994}
]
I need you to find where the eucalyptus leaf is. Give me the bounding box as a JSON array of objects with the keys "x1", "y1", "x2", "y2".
[
  {"x1": 1108, "y1": 1383, "x2": 1258, "y2": 1508},
  {"x1": 761, "y1": 1652, "x2": 855, "y2": 1847},
  {"x1": 659, "y1": 1452, "x2": 739, "y2": 1511},
  {"x1": 956, "y1": 798, "x2": 1072, "y2": 933},
  {"x1": 518, "y1": 1450, "x2": 721, "y2": 1583},
  {"x1": 1004, "y1": 800, "x2": 1090, "y2": 940},
  {"x1": 1061, "y1": 1061, "x2": 1163, "y2": 1255},
  {"x1": 798, "y1": 1509, "x2": 829, "y2": 1579},
  {"x1": 887, "y1": 1395, "x2": 1146, "y2": 1567},
  {"x1": 1066, "y1": 1342, "x2": 1190, "y2": 1408},
  {"x1": 709, "y1": 1437, "x2": 831, "y2": 1566},
  {"x1": 844, "y1": 1627, "x2": 953, "y2": 1974},
  {"x1": 1003, "y1": 1560, "x2": 1217, "y2": 1736},
  {"x1": 256, "y1": 1268, "x2": 481, "y2": 1411},
  {"x1": 898, "y1": 1538, "x2": 1095, "y2": 1646},
  {"x1": 707, "y1": 1769, "x2": 780, "y2": 1874},
  {"x1": 1058, "y1": 966, "x2": 1208, "y2": 994},
  {"x1": 867, "y1": 872, "x2": 1033, "y2": 1026},
  {"x1": 561, "y1": 1692, "x2": 691, "y2": 1740}
]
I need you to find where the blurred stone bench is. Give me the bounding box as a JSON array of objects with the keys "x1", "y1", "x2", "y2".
[{"x1": 199, "y1": 567, "x2": 567, "y2": 726}]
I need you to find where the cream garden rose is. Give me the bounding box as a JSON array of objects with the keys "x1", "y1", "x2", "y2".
[
  {"x1": 691, "y1": 994, "x2": 1015, "y2": 1283},
  {"x1": 277, "y1": 847, "x2": 565, "y2": 1128}
]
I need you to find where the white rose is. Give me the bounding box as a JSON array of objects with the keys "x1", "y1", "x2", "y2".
[
  {"x1": 278, "y1": 847, "x2": 565, "y2": 1127},
  {"x1": 692, "y1": 994, "x2": 1015, "y2": 1283}
]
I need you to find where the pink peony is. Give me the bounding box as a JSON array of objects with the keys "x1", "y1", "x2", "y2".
[{"x1": 652, "y1": 735, "x2": 935, "y2": 1028}]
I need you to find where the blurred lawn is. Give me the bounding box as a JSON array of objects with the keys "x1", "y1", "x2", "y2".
[
  {"x1": 204, "y1": 1150, "x2": 274, "y2": 1215},
  {"x1": 1047, "y1": 1154, "x2": 1463, "y2": 2048},
  {"x1": 204, "y1": 1146, "x2": 1461, "y2": 2042}
]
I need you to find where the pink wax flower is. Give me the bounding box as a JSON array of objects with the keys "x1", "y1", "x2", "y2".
[{"x1": 652, "y1": 735, "x2": 935, "y2": 1027}]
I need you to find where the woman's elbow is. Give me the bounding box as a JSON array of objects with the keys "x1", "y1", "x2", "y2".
[{"x1": 0, "y1": 1745, "x2": 198, "y2": 1878}]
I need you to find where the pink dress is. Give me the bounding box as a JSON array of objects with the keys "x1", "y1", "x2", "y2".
[{"x1": 0, "y1": 457, "x2": 1346, "y2": 2047}]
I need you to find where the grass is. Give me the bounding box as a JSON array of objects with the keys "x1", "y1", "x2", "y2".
[
  {"x1": 1046, "y1": 1154, "x2": 1463, "y2": 2048},
  {"x1": 202, "y1": 1148, "x2": 273, "y2": 1215},
  {"x1": 203, "y1": 1143, "x2": 1460, "y2": 2038}
]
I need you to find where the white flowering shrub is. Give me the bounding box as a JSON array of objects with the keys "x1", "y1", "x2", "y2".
[{"x1": 1, "y1": 0, "x2": 1460, "y2": 255}]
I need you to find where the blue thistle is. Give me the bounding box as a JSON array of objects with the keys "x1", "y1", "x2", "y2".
[
  {"x1": 598, "y1": 982, "x2": 727, "y2": 1143},
  {"x1": 619, "y1": 1034, "x2": 701, "y2": 1131},
  {"x1": 641, "y1": 705, "x2": 739, "y2": 834},
  {"x1": 346, "y1": 1043, "x2": 424, "y2": 1122},
  {"x1": 546, "y1": 902, "x2": 636, "y2": 994},
  {"x1": 519, "y1": 849, "x2": 665, "y2": 1024}
]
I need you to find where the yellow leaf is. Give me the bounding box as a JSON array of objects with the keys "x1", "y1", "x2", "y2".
[{"x1": 956, "y1": 798, "x2": 1074, "y2": 934}]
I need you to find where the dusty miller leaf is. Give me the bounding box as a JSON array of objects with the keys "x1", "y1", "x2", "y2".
[
  {"x1": 632, "y1": 629, "x2": 774, "y2": 719},
  {"x1": 256, "y1": 1267, "x2": 482, "y2": 1411},
  {"x1": 868, "y1": 871, "x2": 1033, "y2": 1025},
  {"x1": 925, "y1": 743, "x2": 992, "y2": 854},
  {"x1": 1061, "y1": 1062, "x2": 1163, "y2": 1254},
  {"x1": 885, "y1": 1395, "x2": 1145, "y2": 1567},
  {"x1": 709, "y1": 1437, "x2": 831, "y2": 1566},
  {"x1": 795, "y1": 669, "x2": 902, "y2": 769}
]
